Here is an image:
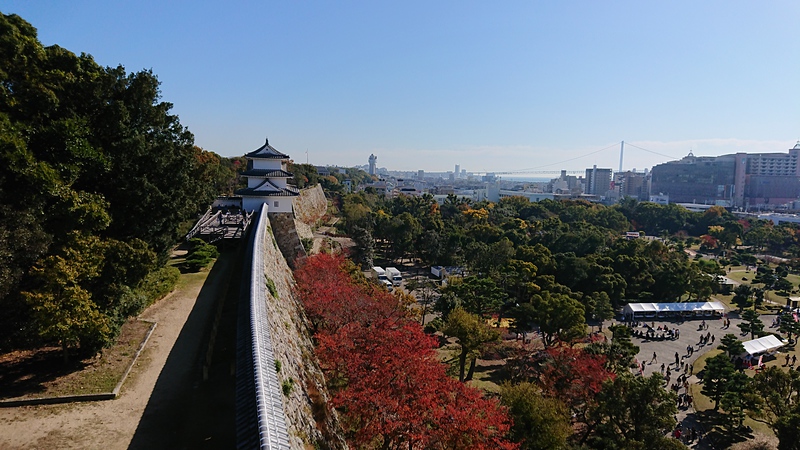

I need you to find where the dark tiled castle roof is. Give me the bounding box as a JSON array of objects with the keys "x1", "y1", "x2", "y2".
[{"x1": 244, "y1": 138, "x2": 290, "y2": 159}]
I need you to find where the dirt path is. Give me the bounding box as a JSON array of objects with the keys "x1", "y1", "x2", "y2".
[
  {"x1": 0, "y1": 253, "x2": 233, "y2": 450},
  {"x1": 311, "y1": 217, "x2": 353, "y2": 254}
]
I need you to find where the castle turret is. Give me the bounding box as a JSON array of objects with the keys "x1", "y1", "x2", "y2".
[{"x1": 235, "y1": 138, "x2": 299, "y2": 212}]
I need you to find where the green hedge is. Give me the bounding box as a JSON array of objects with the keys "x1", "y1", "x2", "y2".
[{"x1": 185, "y1": 239, "x2": 219, "y2": 272}]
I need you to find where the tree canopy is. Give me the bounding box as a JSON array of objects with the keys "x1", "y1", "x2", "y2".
[{"x1": 0, "y1": 13, "x2": 229, "y2": 354}]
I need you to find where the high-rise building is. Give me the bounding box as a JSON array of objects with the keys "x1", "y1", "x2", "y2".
[
  {"x1": 368, "y1": 154, "x2": 377, "y2": 176},
  {"x1": 650, "y1": 152, "x2": 736, "y2": 205},
  {"x1": 651, "y1": 143, "x2": 800, "y2": 208},
  {"x1": 585, "y1": 165, "x2": 612, "y2": 195},
  {"x1": 614, "y1": 170, "x2": 648, "y2": 200},
  {"x1": 734, "y1": 142, "x2": 800, "y2": 207},
  {"x1": 455, "y1": 164, "x2": 460, "y2": 179}
]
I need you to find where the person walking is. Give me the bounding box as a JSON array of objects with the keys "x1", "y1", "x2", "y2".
[
  {"x1": 793, "y1": 355, "x2": 797, "y2": 367},
  {"x1": 675, "y1": 352, "x2": 680, "y2": 366},
  {"x1": 651, "y1": 352, "x2": 657, "y2": 364}
]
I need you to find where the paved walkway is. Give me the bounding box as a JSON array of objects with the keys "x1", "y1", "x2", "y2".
[{"x1": 624, "y1": 311, "x2": 780, "y2": 448}]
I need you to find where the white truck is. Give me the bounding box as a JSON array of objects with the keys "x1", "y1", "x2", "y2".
[
  {"x1": 371, "y1": 266, "x2": 387, "y2": 281},
  {"x1": 371, "y1": 267, "x2": 393, "y2": 290},
  {"x1": 386, "y1": 267, "x2": 402, "y2": 286}
]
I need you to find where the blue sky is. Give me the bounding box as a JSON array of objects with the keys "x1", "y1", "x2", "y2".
[{"x1": 3, "y1": 1, "x2": 800, "y2": 173}]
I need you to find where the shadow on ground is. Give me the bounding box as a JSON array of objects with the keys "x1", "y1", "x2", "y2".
[
  {"x1": 696, "y1": 409, "x2": 755, "y2": 449},
  {"x1": 129, "y1": 247, "x2": 241, "y2": 450},
  {"x1": 0, "y1": 348, "x2": 87, "y2": 399}
]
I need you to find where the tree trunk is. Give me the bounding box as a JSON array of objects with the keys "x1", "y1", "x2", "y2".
[
  {"x1": 62, "y1": 342, "x2": 69, "y2": 364},
  {"x1": 458, "y1": 347, "x2": 468, "y2": 382},
  {"x1": 465, "y1": 356, "x2": 477, "y2": 381}
]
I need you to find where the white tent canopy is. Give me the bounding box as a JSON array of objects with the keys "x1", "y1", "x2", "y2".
[
  {"x1": 622, "y1": 301, "x2": 726, "y2": 318},
  {"x1": 742, "y1": 335, "x2": 786, "y2": 357}
]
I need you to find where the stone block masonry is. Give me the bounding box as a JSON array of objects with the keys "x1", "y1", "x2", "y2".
[
  {"x1": 268, "y1": 212, "x2": 307, "y2": 269},
  {"x1": 237, "y1": 205, "x2": 346, "y2": 449}
]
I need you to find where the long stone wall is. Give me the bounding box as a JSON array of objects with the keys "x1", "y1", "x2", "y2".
[
  {"x1": 292, "y1": 184, "x2": 327, "y2": 226},
  {"x1": 292, "y1": 184, "x2": 326, "y2": 241},
  {"x1": 269, "y1": 213, "x2": 307, "y2": 269},
  {"x1": 237, "y1": 205, "x2": 346, "y2": 450}
]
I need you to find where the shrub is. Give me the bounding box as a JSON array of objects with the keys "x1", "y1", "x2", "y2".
[
  {"x1": 301, "y1": 237, "x2": 314, "y2": 253},
  {"x1": 184, "y1": 239, "x2": 219, "y2": 272},
  {"x1": 139, "y1": 266, "x2": 181, "y2": 304},
  {"x1": 266, "y1": 276, "x2": 278, "y2": 298},
  {"x1": 424, "y1": 317, "x2": 443, "y2": 334},
  {"x1": 282, "y1": 378, "x2": 294, "y2": 396}
]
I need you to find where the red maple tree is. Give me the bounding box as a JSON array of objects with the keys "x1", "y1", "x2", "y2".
[
  {"x1": 294, "y1": 253, "x2": 410, "y2": 334},
  {"x1": 295, "y1": 254, "x2": 518, "y2": 449},
  {"x1": 537, "y1": 346, "x2": 614, "y2": 426}
]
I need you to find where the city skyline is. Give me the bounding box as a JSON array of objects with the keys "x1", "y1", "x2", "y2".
[{"x1": 4, "y1": 1, "x2": 799, "y2": 172}]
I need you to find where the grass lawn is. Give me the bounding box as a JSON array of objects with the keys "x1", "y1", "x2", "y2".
[
  {"x1": 690, "y1": 349, "x2": 782, "y2": 448},
  {"x1": 0, "y1": 251, "x2": 216, "y2": 401},
  {"x1": 434, "y1": 336, "x2": 510, "y2": 394},
  {"x1": 0, "y1": 319, "x2": 153, "y2": 400}
]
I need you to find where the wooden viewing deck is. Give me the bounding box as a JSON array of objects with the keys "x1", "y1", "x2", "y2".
[{"x1": 186, "y1": 209, "x2": 254, "y2": 243}]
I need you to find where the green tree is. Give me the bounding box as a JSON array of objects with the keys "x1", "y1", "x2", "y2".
[
  {"x1": 0, "y1": 12, "x2": 225, "y2": 350},
  {"x1": 504, "y1": 259, "x2": 540, "y2": 304},
  {"x1": 442, "y1": 308, "x2": 499, "y2": 382},
  {"x1": 732, "y1": 285, "x2": 754, "y2": 311},
  {"x1": 606, "y1": 324, "x2": 640, "y2": 371},
  {"x1": 531, "y1": 292, "x2": 586, "y2": 347},
  {"x1": 585, "y1": 291, "x2": 614, "y2": 323},
  {"x1": 500, "y1": 382, "x2": 571, "y2": 450},
  {"x1": 702, "y1": 353, "x2": 736, "y2": 410},
  {"x1": 441, "y1": 276, "x2": 506, "y2": 318},
  {"x1": 720, "y1": 371, "x2": 753, "y2": 431},
  {"x1": 749, "y1": 366, "x2": 800, "y2": 432},
  {"x1": 775, "y1": 406, "x2": 800, "y2": 450},
  {"x1": 388, "y1": 211, "x2": 421, "y2": 262},
  {"x1": 21, "y1": 235, "x2": 112, "y2": 361},
  {"x1": 780, "y1": 313, "x2": 800, "y2": 344},
  {"x1": 589, "y1": 373, "x2": 678, "y2": 448},
  {"x1": 507, "y1": 303, "x2": 538, "y2": 342},
  {"x1": 738, "y1": 309, "x2": 765, "y2": 340},
  {"x1": 718, "y1": 334, "x2": 746, "y2": 358},
  {"x1": 349, "y1": 226, "x2": 375, "y2": 269}
]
